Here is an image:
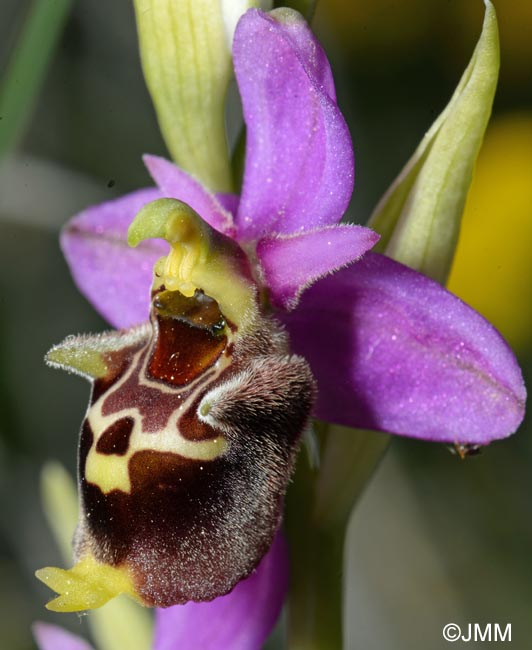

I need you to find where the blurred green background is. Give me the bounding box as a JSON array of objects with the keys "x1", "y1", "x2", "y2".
[{"x1": 1, "y1": 1, "x2": 531, "y2": 648}]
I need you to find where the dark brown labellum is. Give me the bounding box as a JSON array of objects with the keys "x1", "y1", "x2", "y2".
[{"x1": 74, "y1": 289, "x2": 315, "y2": 606}]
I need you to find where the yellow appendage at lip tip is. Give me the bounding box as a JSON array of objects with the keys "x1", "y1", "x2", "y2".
[{"x1": 35, "y1": 554, "x2": 141, "y2": 612}]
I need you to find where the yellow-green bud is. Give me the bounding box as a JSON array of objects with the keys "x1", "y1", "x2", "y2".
[{"x1": 369, "y1": 0, "x2": 499, "y2": 283}]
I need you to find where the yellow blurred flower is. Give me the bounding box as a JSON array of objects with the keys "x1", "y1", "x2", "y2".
[
  {"x1": 447, "y1": 114, "x2": 532, "y2": 352},
  {"x1": 315, "y1": 0, "x2": 434, "y2": 56}
]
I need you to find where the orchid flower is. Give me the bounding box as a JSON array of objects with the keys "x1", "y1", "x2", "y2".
[{"x1": 34, "y1": 6, "x2": 525, "y2": 650}]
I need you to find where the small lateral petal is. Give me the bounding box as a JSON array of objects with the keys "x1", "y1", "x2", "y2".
[
  {"x1": 234, "y1": 9, "x2": 354, "y2": 240},
  {"x1": 153, "y1": 532, "x2": 289, "y2": 650},
  {"x1": 257, "y1": 225, "x2": 379, "y2": 309},
  {"x1": 282, "y1": 253, "x2": 526, "y2": 444},
  {"x1": 46, "y1": 326, "x2": 150, "y2": 380},
  {"x1": 143, "y1": 155, "x2": 236, "y2": 236},
  {"x1": 33, "y1": 622, "x2": 94, "y2": 650},
  {"x1": 61, "y1": 188, "x2": 167, "y2": 329}
]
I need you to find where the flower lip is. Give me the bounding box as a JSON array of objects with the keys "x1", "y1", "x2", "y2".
[
  {"x1": 153, "y1": 530, "x2": 289, "y2": 650},
  {"x1": 40, "y1": 256, "x2": 315, "y2": 610},
  {"x1": 33, "y1": 530, "x2": 289, "y2": 650}
]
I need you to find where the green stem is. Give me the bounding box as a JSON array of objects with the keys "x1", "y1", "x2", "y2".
[
  {"x1": 0, "y1": 0, "x2": 72, "y2": 158},
  {"x1": 286, "y1": 453, "x2": 341, "y2": 649},
  {"x1": 287, "y1": 521, "x2": 344, "y2": 649},
  {"x1": 314, "y1": 426, "x2": 390, "y2": 529},
  {"x1": 286, "y1": 426, "x2": 391, "y2": 649}
]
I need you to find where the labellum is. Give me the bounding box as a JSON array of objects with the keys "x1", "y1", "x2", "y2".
[{"x1": 37, "y1": 200, "x2": 315, "y2": 610}]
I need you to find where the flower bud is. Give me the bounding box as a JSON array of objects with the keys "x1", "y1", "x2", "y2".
[
  {"x1": 133, "y1": 1, "x2": 270, "y2": 192},
  {"x1": 368, "y1": 0, "x2": 499, "y2": 283}
]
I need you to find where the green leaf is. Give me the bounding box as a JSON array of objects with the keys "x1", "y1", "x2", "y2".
[
  {"x1": 90, "y1": 597, "x2": 153, "y2": 650},
  {"x1": 368, "y1": 0, "x2": 499, "y2": 283},
  {"x1": 313, "y1": 425, "x2": 390, "y2": 529},
  {"x1": 41, "y1": 462, "x2": 78, "y2": 564},
  {"x1": 133, "y1": 0, "x2": 234, "y2": 192},
  {"x1": 0, "y1": 0, "x2": 72, "y2": 159}
]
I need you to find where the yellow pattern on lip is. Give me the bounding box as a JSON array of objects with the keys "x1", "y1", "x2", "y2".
[{"x1": 85, "y1": 346, "x2": 230, "y2": 495}]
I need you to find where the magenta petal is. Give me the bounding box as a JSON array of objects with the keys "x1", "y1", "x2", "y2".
[
  {"x1": 33, "y1": 622, "x2": 94, "y2": 650},
  {"x1": 61, "y1": 188, "x2": 167, "y2": 328},
  {"x1": 257, "y1": 225, "x2": 379, "y2": 310},
  {"x1": 153, "y1": 531, "x2": 289, "y2": 650},
  {"x1": 233, "y1": 9, "x2": 354, "y2": 240},
  {"x1": 274, "y1": 10, "x2": 337, "y2": 102},
  {"x1": 216, "y1": 192, "x2": 240, "y2": 218},
  {"x1": 143, "y1": 155, "x2": 236, "y2": 236},
  {"x1": 282, "y1": 253, "x2": 526, "y2": 444}
]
